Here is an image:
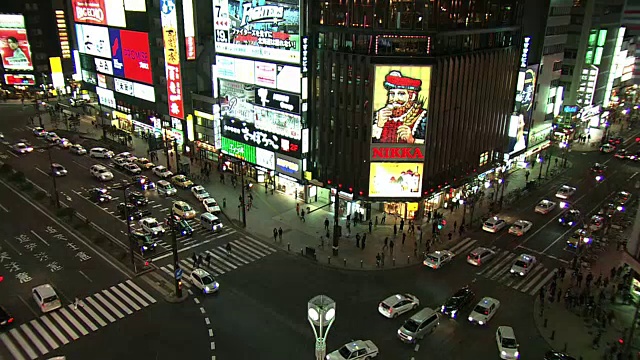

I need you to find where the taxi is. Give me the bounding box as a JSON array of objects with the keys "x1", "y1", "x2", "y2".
[
  {"x1": 171, "y1": 174, "x2": 194, "y2": 188},
  {"x1": 555, "y1": 185, "x2": 576, "y2": 199},
  {"x1": 468, "y1": 297, "x2": 500, "y2": 325},
  {"x1": 482, "y1": 217, "x2": 507, "y2": 233},
  {"x1": 378, "y1": 293, "x2": 419, "y2": 318},
  {"x1": 423, "y1": 250, "x2": 454, "y2": 269},
  {"x1": 558, "y1": 209, "x2": 580, "y2": 226},
  {"x1": 588, "y1": 215, "x2": 605, "y2": 232},
  {"x1": 567, "y1": 229, "x2": 590, "y2": 248},
  {"x1": 509, "y1": 254, "x2": 536, "y2": 276},
  {"x1": 172, "y1": 201, "x2": 197, "y2": 219},
  {"x1": 326, "y1": 340, "x2": 379, "y2": 360},
  {"x1": 535, "y1": 200, "x2": 557, "y2": 214},
  {"x1": 508, "y1": 220, "x2": 533, "y2": 236}
]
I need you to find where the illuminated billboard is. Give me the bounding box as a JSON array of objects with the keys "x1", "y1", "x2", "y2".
[
  {"x1": 4, "y1": 74, "x2": 35, "y2": 86},
  {"x1": 109, "y1": 28, "x2": 152, "y2": 84},
  {"x1": 371, "y1": 66, "x2": 431, "y2": 144},
  {"x1": 183, "y1": 0, "x2": 196, "y2": 60},
  {"x1": 369, "y1": 163, "x2": 423, "y2": 198},
  {"x1": 72, "y1": 0, "x2": 126, "y2": 27},
  {"x1": 0, "y1": 15, "x2": 33, "y2": 71},
  {"x1": 161, "y1": 0, "x2": 185, "y2": 119},
  {"x1": 216, "y1": 55, "x2": 301, "y2": 93},
  {"x1": 222, "y1": 118, "x2": 301, "y2": 157},
  {"x1": 221, "y1": 136, "x2": 256, "y2": 163},
  {"x1": 76, "y1": 24, "x2": 111, "y2": 58},
  {"x1": 213, "y1": 0, "x2": 300, "y2": 64}
]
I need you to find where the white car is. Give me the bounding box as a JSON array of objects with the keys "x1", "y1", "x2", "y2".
[
  {"x1": 534, "y1": 200, "x2": 557, "y2": 214},
  {"x1": 423, "y1": 250, "x2": 454, "y2": 269},
  {"x1": 112, "y1": 156, "x2": 131, "y2": 168},
  {"x1": 508, "y1": 220, "x2": 533, "y2": 236},
  {"x1": 378, "y1": 293, "x2": 419, "y2": 318},
  {"x1": 116, "y1": 152, "x2": 133, "y2": 159},
  {"x1": 510, "y1": 254, "x2": 537, "y2": 276},
  {"x1": 51, "y1": 163, "x2": 67, "y2": 176},
  {"x1": 555, "y1": 185, "x2": 577, "y2": 199},
  {"x1": 152, "y1": 165, "x2": 173, "y2": 179},
  {"x1": 468, "y1": 297, "x2": 500, "y2": 325},
  {"x1": 496, "y1": 326, "x2": 520, "y2": 359},
  {"x1": 482, "y1": 217, "x2": 507, "y2": 233},
  {"x1": 32, "y1": 127, "x2": 46, "y2": 137},
  {"x1": 589, "y1": 215, "x2": 605, "y2": 231},
  {"x1": 190, "y1": 268, "x2": 219, "y2": 294},
  {"x1": 56, "y1": 138, "x2": 72, "y2": 148},
  {"x1": 326, "y1": 340, "x2": 379, "y2": 360},
  {"x1": 191, "y1": 185, "x2": 210, "y2": 201},
  {"x1": 135, "y1": 157, "x2": 155, "y2": 170},
  {"x1": 12, "y1": 142, "x2": 33, "y2": 154},
  {"x1": 203, "y1": 198, "x2": 221, "y2": 214},
  {"x1": 122, "y1": 162, "x2": 142, "y2": 175},
  {"x1": 69, "y1": 144, "x2": 87, "y2": 155},
  {"x1": 44, "y1": 132, "x2": 60, "y2": 143},
  {"x1": 32, "y1": 284, "x2": 62, "y2": 313},
  {"x1": 139, "y1": 217, "x2": 165, "y2": 237},
  {"x1": 90, "y1": 164, "x2": 114, "y2": 181},
  {"x1": 172, "y1": 201, "x2": 197, "y2": 219},
  {"x1": 89, "y1": 147, "x2": 114, "y2": 159}
]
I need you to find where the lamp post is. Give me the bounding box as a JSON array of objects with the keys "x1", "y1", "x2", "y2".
[
  {"x1": 537, "y1": 155, "x2": 544, "y2": 180},
  {"x1": 307, "y1": 295, "x2": 336, "y2": 360},
  {"x1": 45, "y1": 145, "x2": 60, "y2": 208},
  {"x1": 560, "y1": 141, "x2": 569, "y2": 168}
]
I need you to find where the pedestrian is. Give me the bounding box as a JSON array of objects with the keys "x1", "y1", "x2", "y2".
[
  {"x1": 400, "y1": 219, "x2": 404, "y2": 231},
  {"x1": 376, "y1": 253, "x2": 381, "y2": 268},
  {"x1": 453, "y1": 221, "x2": 457, "y2": 233},
  {"x1": 393, "y1": 224, "x2": 397, "y2": 236},
  {"x1": 402, "y1": 232, "x2": 406, "y2": 245},
  {"x1": 586, "y1": 272, "x2": 594, "y2": 288},
  {"x1": 361, "y1": 234, "x2": 366, "y2": 249},
  {"x1": 301, "y1": 209, "x2": 306, "y2": 222},
  {"x1": 225, "y1": 242, "x2": 232, "y2": 255},
  {"x1": 410, "y1": 223, "x2": 415, "y2": 235},
  {"x1": 296, "y1": 203, "x2": 300, "y2": 216},
  {"x1": 273, "y1": 228, "x2": 278, "y2": 242},
  {"x1": 595, "y1": 273, "x2": 603, "y2": 288},
  {"x1": 577, "y1": 272, "x2": 584, "y2": 287},
  {"x1": 206, "y1": 253, "x2": 212, "y2": 267},
  {"x1": 427, "y1": 210, "x2": 432, "y2": 223},
  {"x1": 448, "y1": 232, "x2": 452, "y2": 241},
  {"x1": 368, "y1": 220, "x2": 373, "y2": 233},
  {"x1": 324, "y1": 218, "x2": 329, "y2": 231},
  {"x1": 223, "y1": 197, "x2": 227, "y2": 208},
  {"x1": 381, "y1": 212, "x2": 386, "y2": 224},
  {"x1": 356, "y1": 233, "x2": 360, "y2": 247},
  {"x1": 191, "y1": 252, "x2": 197, "y2": 265},
  {"x1": 278, "y1": 227, "x2": 283, "y2": 241},
  {"x1": 389, "y1": 239, "x2": 395, "y2": 255},
  {"x1": 74, "y1": 297, "x2": 83, "y2": 309},
  {"x1": 375, "y1": 216, "x2": 378, "y2": 227}
]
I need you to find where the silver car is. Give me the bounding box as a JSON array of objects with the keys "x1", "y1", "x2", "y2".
[
  {"x1": 466, "y1": 247, "x2": 496, "y2": 266},
  {"x1": 378, "y1": 293, "x2": 419, "y2": 318}
]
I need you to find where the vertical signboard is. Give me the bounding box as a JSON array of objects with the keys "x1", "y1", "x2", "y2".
[
  {"x1": 183, "y1": 0, "x2": 196, "y2": 60},
  {"x1": 160, "y1": 0, "x2": 185, "y2": 119},
  {"x1": 0, "y1": 14, "x2": 33, "y2": 71}
]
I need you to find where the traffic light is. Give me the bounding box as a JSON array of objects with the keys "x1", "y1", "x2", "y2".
[{"x1": 437, "y1": 219, "x2": 446, "y2": 230}]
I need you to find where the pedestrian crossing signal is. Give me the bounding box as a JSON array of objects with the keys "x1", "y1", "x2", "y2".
[{"x1": 438, "y1": 219, "x2": 446, "y2": 230}]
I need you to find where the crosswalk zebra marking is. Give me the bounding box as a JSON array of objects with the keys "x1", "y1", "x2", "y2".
[
  {"x1": 0, "y1": 333, "x2": 26, "y2": 360},
  {"x1": 231, "y1": 242, "x2": 261, "y2": 260},
  {"x1": 125, "y1": 280, "x2": 157, "y2": 304},
  {"x1": 483, "y1": 253, "x2": 517, "y2": 278},
  {"x1": 219, "y1": 246, "x2": 249, "y2": 264},
  {"x1": 527, "y1": 269, "x2": 558, "y2": 295},
  {"x1": 243, "y1": 236, "x2": 276, "y2": 252},
  {"x1": 29, "y1": 320, "x2": 58, "y2": 350},
  {"x1": 110, "y1": 286, "x2": 141, "y2": 311},
  {"x1": 19, "y1": 324, "x2": 47, "y2": 355},
  {"x1": 59, "y1": 308, "x2": 89, "y2": 336},
  {"x1": 206, "y1": 250, "x2": 237, "y2": 270},
  {"x1": 40, "y1": 316, "x2": 69, "y2": 345},
  {"x1": 447, "y1": 238, "x2": 475, "y2": 253},
  {"x1": 8, "y1": 329, "x2": 37, "y2": 359},
  {"x1": 86, "y1": 296, "x2": 116, "y2": 323},
  {"x1": 66, "y1": 305, "x2": 98, "y2": 331},
  {"x1": 79, "y1": 301, "x2": 107, "y2": 327},
  {"x1": 49, "y1": 312, "x2": 79, "y2": 340},
  {"x1": 94, "y1": 293, "x2": 124, "y2": 319},
  {"x1": 236, "y1": 239, "x2": 269, "y2": 257},
  {"x1": 101, "y1": 290, "x2": 133, "y2": 315}
]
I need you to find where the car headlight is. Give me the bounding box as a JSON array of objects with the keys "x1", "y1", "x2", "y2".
[
  {"x1": 520, "y1": 272, "x2": 525, "y2": 276},
  {"x1": 510, "y1": 269, "x2": 515, "y2": 273},
  {"x1": 204, "y1": 287, "x2": 209, "y2": 293},
  {"x1": 468, "y1": 316, "x2": 473, "y2": 322},
  {"x1": 441, "y1": 305, "x2": 445, "y2": 312},
  {"x1": 142, "y1": 246, "x2": 148, "y2": 250},
  {"x1": 478, "y1": 320, "x2": 484, "y2": 325},
  {"x1": 451, "y1": 310, "x2": 457, "y2": 318},
  {"x1": 514, "y1": 351, "x2": 519, "y2": 358},
  {"x1": 501, "y1": 351, "x2": 507, "y2": 356}
]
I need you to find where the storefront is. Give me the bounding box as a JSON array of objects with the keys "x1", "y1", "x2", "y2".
[
  {"x1": 112, "y1": 110, "x2": 133, "y2": 133},
  {"x1": 380, "y1": 201, "x2": 419, "y2": 220},
  {"x1": 195, "y1": 141, "x2": 218, "y2": 162},
  {"x1": 275, "y1": 153, "x2": 305, "y2": 200},
  {"x1": 276, "y1": 174, "x2": 304, "y2": 200}
]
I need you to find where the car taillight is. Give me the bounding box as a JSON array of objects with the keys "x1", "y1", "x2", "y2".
[{"x1": 7, "y1": 317, "x2": 13, "y2": 323}]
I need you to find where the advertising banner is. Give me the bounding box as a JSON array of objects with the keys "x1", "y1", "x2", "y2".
[
  {"x1": 255, "y1": 61, "x2": 277, "y2": 88},
  {"x1": 124, "y1": 0, "x2": 146, "y2": 11},
  {"x1": 114, "y1": 77, "x2": 134, "y2": 96},
  {"x1": 108, "y1": 28, "x2": 124, "y2": 77},
  {"x1": 0, "y1": 19, "x2": 33, "y2": 71},
  {"x1": 76, "y1": 24, "x2": 111, "y2": 59},
  {"x1": 98, "y1": 73, "x2": 107, "y2": 88},
  {"x1": 95, "y1": 57, "x2": 113, "y2": 75},
  {"x1": 120, "y1": 30, "x2": 152, "y2": 84},
  {"x1": 96, "y1": 86, "x2": 116, "y2": 108},
  {"x1": 371, "y1": 66, "x2": 431, "y2": 145},
  {"x1": 509, "y1": 64, "x2": 538, "y2": 154},
  {"x1": 134, "y1": 82, "x2": 156, "y2": 102},
  {"x1": 222, "y1": 118, "x2": 301, "y2": 157},
  {"x1": 4, "y1": 74, "x2": 35, "y2": 86},
  {"x1": 161, "y1": 0, "x2": 185, "y2": 119},
  {"x1": 221, "y1": 136, "x2": 256, "y2": 163},
  {"x1": 72, "y1": 0, "x2": 126, "y2": 27},
  {"x1": 275, "y1": 153, "x2": 302, "y2": 180},
  {"x1": 370, "y1": 144, "x2": 425, "y2": 162},
  {"x1": 256, "y1": 147, "x2": 275, "y2": 170},
  {"x1": 255, "y1": 87, "x2": 300, "y2": 114},
  {"x1": 182, "y1": 0, "x2": 196, "y2": 60},
  {"x1": 369, "y1": 163, "x2": 423, "y2": 198},
  {"x1": 213, "y1": 0, "x2": 301, "y2": 64}
]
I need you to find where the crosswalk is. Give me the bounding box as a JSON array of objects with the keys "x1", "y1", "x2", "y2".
[
  {"x1": 0, "y1": 279, "x2": 156, "y2": 360},
  {"x1": 158, "y1": 236, "x2": 277, "y2": 287},
  {"x1": 446, "y1": 238, "x2": 558, "y2": 296},
  {"x1": 155, "y1": 219, "x2": 236, "y2": 249}
]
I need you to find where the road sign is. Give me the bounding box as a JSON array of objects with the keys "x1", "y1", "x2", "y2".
[{"x1": 175, "y1": 267, "x2": 183, "y2": 280}]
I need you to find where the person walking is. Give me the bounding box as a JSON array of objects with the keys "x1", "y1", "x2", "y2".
[
  {"x1": 375, "y1": 216, "x2": 379, "y2": 227},
  {"x1": 399, "y1": 219, "x2": 404, "y2": 231},
  {"x1": 393, "y1": 224, "x2": 397, "y2": 236},
  {"x1": 389, "y1": 239, "x2": 395, "y2": 255},
  {"x1": 225, "y1": 242, "x2": 232, "y2": 256},
  {"x1": 300, "y1": 209, "x2": 306, "y2": 222},
  {"x1": 402, "y1": 232, "x2": 407, "y2": 246},
  {"x1": 376, "y1": 253, "x2": 381, "y2": 268},
  {"x1": 453, "y1": 221, "x2": 457, "y2": 233},
  {"x1": 324, "y1": 218, "x2": 330, "y2": 231},
  {"x1": 191, "y1": 252, "x2": 197, "y2": 266},
  {"x1": 74, "y1": 297, "x2": 84, "y2": 310},
  {"x1": 278, "y1": 227, "x2": 283, "y2": 241},
  {"x1": 206, "y1": 253, "x2": 212, "y2": 267},
  {"x1": 383, "y1": 237, "x2": 388, "y2": 251},
  {"x1": 361, "y1": 234, "x2": 366, "y2": 249},
  {"x1": 368, "y1": 220, "x2": 373, "y2": 233},
  {"x1": 356, "y1": 233, "x2": 361, "y2": 247},
  {"x1": 381, "y1": 212, "x2": 386, "y2": 224},
  {"x1": 273, "y1": 228, "x2": 278, "y2": 242}
]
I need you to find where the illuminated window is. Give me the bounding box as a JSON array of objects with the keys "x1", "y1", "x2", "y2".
[{"x1": 479, "y1": 152, "x2": 489, "y2": 167}]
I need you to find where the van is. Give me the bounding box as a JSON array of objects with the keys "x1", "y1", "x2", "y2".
[
  {"x1": 156, "y1": 180, "x2": 177, "y2": 196},
  {"x1": 200, "y1": 213, "x2": 223, "y2": 232},
  {"x1": 397, "y1": 307, "x2": 439, "y2": 343}
]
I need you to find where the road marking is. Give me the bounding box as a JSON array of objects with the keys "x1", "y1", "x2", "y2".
[
  {"x1": 152, "y1": 204, "x2": 162, "y2": 208},
  {"x1": 4, "y1": 238, "x2": 23, "y2": 255},
  {"x1": 125, "y1": 279, "x2": 157, "y2": 304},
  {"x1": 102, "y1": 289, "x2": 133, "y2": 315},
  {"x1": 209, "y1": 329, "x2": 213, "y2": 337},
  {"x1": 118, "y1": 282, "x2": 150, "y2": 307},
  {"x1": 72, "y1": 160, "x2": 89, "y2": 169},
  {"x1": 68, "y1": 305, "x2": 98, "y2": 331},
  {"x1": 194, "y1": 298, "x2": 200, "y2": 305},
  {"x1": 110, "y1": 286, "x2": 141, "y2": 311},
  {"x1": 211, "y1": 341, "x2": 215, "y2": 350},
  {"x1": 49, "y1": 312, "x2": 79, "y2": 340},
  {"x1": 9, "y1": 328, "x2": 38, "y2": 359},
  {"x1": 35, "y1": 167, "x2": 50, "y2": 177},
  {"x1": 40, "y1": 315, "x2": 69, "y2": 344},
  {"x1": 447, "y1": 238, "x2": 473, "y2": 253},
  {"x1": 78, "y1": 270, "x2": 93, "y2": 282},
  {"x1": 59, "y1": 307, "x2": 89, "y2": 336},
  {"x1": 86, "y1": 296, "x2": 116, "y2": 323},
  {"x1": 30, "y1": 319, "x2": 59, "y2": 349},
  {"x1": 30, "y1": 230, "x2": 49, "y2": 246},
  {"x1": 205, "y1": 317, "x2": 210, "y2": 325},
  {"x1": 79, "y1": 301, "x2": 107, "y2": 327},
  {"x1": 200, "y1": 307, "x2": 206, "y2": 314},
  {"x1": 0, "y1": 203, "x2": 8, "y2": 212},
  {"x1": 0, "y1": 333, "x2": 27, "y2": 360},
  {"x1": 528, "y1": 269, "x2": 558, "y2": 295},
  {"x1": 94, "y1": 293, "x2": 124, "y2": 318}
]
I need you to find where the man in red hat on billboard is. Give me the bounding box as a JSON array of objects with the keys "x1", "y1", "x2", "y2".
[{"x1": 372, "y1": 70, "x2": 427, "y2": 144}]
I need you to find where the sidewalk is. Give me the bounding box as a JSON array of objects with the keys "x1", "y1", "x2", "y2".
[
  {"x1": 533, "y1": 235, "x2": 640, "y2": 359},
  {"x1": 571, "y1": 121, "x2": 640, "y2": 152}
]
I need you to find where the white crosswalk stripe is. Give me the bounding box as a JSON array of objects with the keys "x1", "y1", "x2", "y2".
[
  {"x1": 155, "y1": 224, "x2": 236, "y2": 249},
  {"x1": 0, "y1": 280, "x2": 157, "y2": 360},
  {"x1": 466, "y1": 247, "x2": 558, "y2": 297},
  {"x1": 159, "y1": 236, "x2": 277, "y2": 283},
  {"x1": 447, "y1": 238, "x2": 476, "y2": 254}
]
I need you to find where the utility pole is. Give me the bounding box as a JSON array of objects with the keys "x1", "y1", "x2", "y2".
[
  {"x1": 46, "y1": 145, "x2": 60, "y2": 208},
  {"x1": 173, "y1": 138, "x2": 180, "y2": 174},
  {"x1": 332, "y1": 189, "x2": 340, "y2": 256},
  {"x1": 164, "y1": 136, "x2": 172, "y2": 171},
  {"x1": 239, "y1": 161, "x2": 247, "y2": 228},
  {"x1": 168, "y1": 211, "x2": 183, "y2": 298},
  {"x1": 122, "y1": 183, "x2": 136, "y2": 273}
]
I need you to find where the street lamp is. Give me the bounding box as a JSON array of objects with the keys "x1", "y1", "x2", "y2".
[
  {"x1": 559, "y1": 141, "x2": 569, "y2": 168},
  {"x1": 537, "y1": 155, "x2": 544, "y2": 180},
  {"x1": 307, "y1": 295, "x2": 336, "y2": 360}
]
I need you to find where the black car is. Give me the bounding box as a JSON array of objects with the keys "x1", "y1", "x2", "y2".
[
  {"x1": 132, "y1": 175, "x2": 155, "y2": 190},
  {"x1": 165, "y1": 215, "x2": 194, "y2": 236},
  {"x1": 609, "y1": 136, "x2": 624, "y2": 145},
  {"x1": 88, "y1": 188, "x2": 112, "y2": 203},
  {"x1": 131, "y1": 230, "x2": 157, "y2": 253},
  {"x1": 440, "y1": 286, "x2": 475, "y2": 319},
  {"x1": 127, "y1": 191, "x2": 149, "y2": 206},
  {"x1": 544, "y1": 351, "x2": 576, "y2": 360},
  {"x1": 0, "y1": 305, "x2": 14, "y2": 327},
  {"x1": 117, "y1": 203, "x2": 151, "y2": 221},
  {"x1": 590, "y1": 163, "x2": 607, "y2": 174},
  {"x1": 614, "y1": 149, "x2": 628, "y2": 159},
  {"x1": 558, "y1": 209, "x2": 581, "y2": 226}
]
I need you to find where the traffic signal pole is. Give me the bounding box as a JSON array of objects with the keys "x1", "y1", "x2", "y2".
[{"x1": 168, "y1": 212, "x2": 182, "y2": 298}]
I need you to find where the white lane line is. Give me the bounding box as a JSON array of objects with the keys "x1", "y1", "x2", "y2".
[
  {"x1": 85, "y1": 296, "x2": 116, "y2": 323},
  {"x1": 35, "y1": 167, "x2": 50, "y2": 177},
  {"x1": 29, "y1": 230, "x2": 49, "y2": 246},
  {"x1": 152, "y1": 204, "x2": 162, "y2": 208},
  {"x1": 29, "y1": 319, "x2": 59, "y2": 350},
  {"x1": 19, "y1": 324, "x2": 48, "y2": 355},
  {"x1": 49, "y1": 312, "x2": 79, "y2": 340},
  {"x1": 94, "y1": 293, "x2": 124, "y2": 319},
  {"x1": 0, "y1": 332, "x2": 27, "y2": 360},
  {"x1": 59, "y1": 308, "x2": 89, "y2": 336},
  {"x1": 117, "y1": 282, "x2": 149, "y2": 307},
  {"x1": 78, "y1": 301, "x2": 107, "y2": 327},
  {"x1": 0, "y1": 203, "x2": 8, "y2": 212},
  {"x1": 125, "y1": 279, "x2": 157, "y2": 304},
  {"x1": 78, "y1": 270, "x2": 93, "y2": 283},
  {"x1": 67, "y1": 305, "x2": 98, "y2": 331},
  {"x1": 9, "y1": 328, "x2": 38, "y2": 359},
  {"x1": 453, "y1": 241, "x2": 478, "y2": 256},
  {"x1": 40, "y1": 316, "x2": 69, "y2": 345},
  {"x1": 110, "y1": 286, "x2": 141, "y2": 311}
]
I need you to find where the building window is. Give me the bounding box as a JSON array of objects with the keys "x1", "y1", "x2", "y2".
[
  {"x1": 543, "y1": 44, "x2": 564, "y2": 55},
  {"x1": 479, "y1": 152, "x2": 489, "y2": 167},
  {"x1": 546, "y1": 25, "x2": 568, "y2": 36},
  {"x1": 550, "y1": 6, "x2": 571, "y2": 16},
  {"x1": 553, "y1": 61, "x2": 562, "y2": 71}
]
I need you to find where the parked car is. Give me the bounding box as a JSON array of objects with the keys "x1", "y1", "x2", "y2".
[
  {"x1": 135, "y1": 157, "x2": 155, "y2": 170},
  {"x1": 69, "y1": 144, "x2": 87, "y2": 155},
  {"x1": 152, "y1": 165, "x2": 173, "y2": 179},
  {"x1": 90, "y1": 164, "x2": 113, "y2": 181},
  {"x1": 89, "y1": 147, "x2": 114, "y2": 159}
]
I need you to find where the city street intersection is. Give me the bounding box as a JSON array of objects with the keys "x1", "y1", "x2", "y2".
[{"x1": 0, "y1": 102, "x2": 638, "y2": 359}]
